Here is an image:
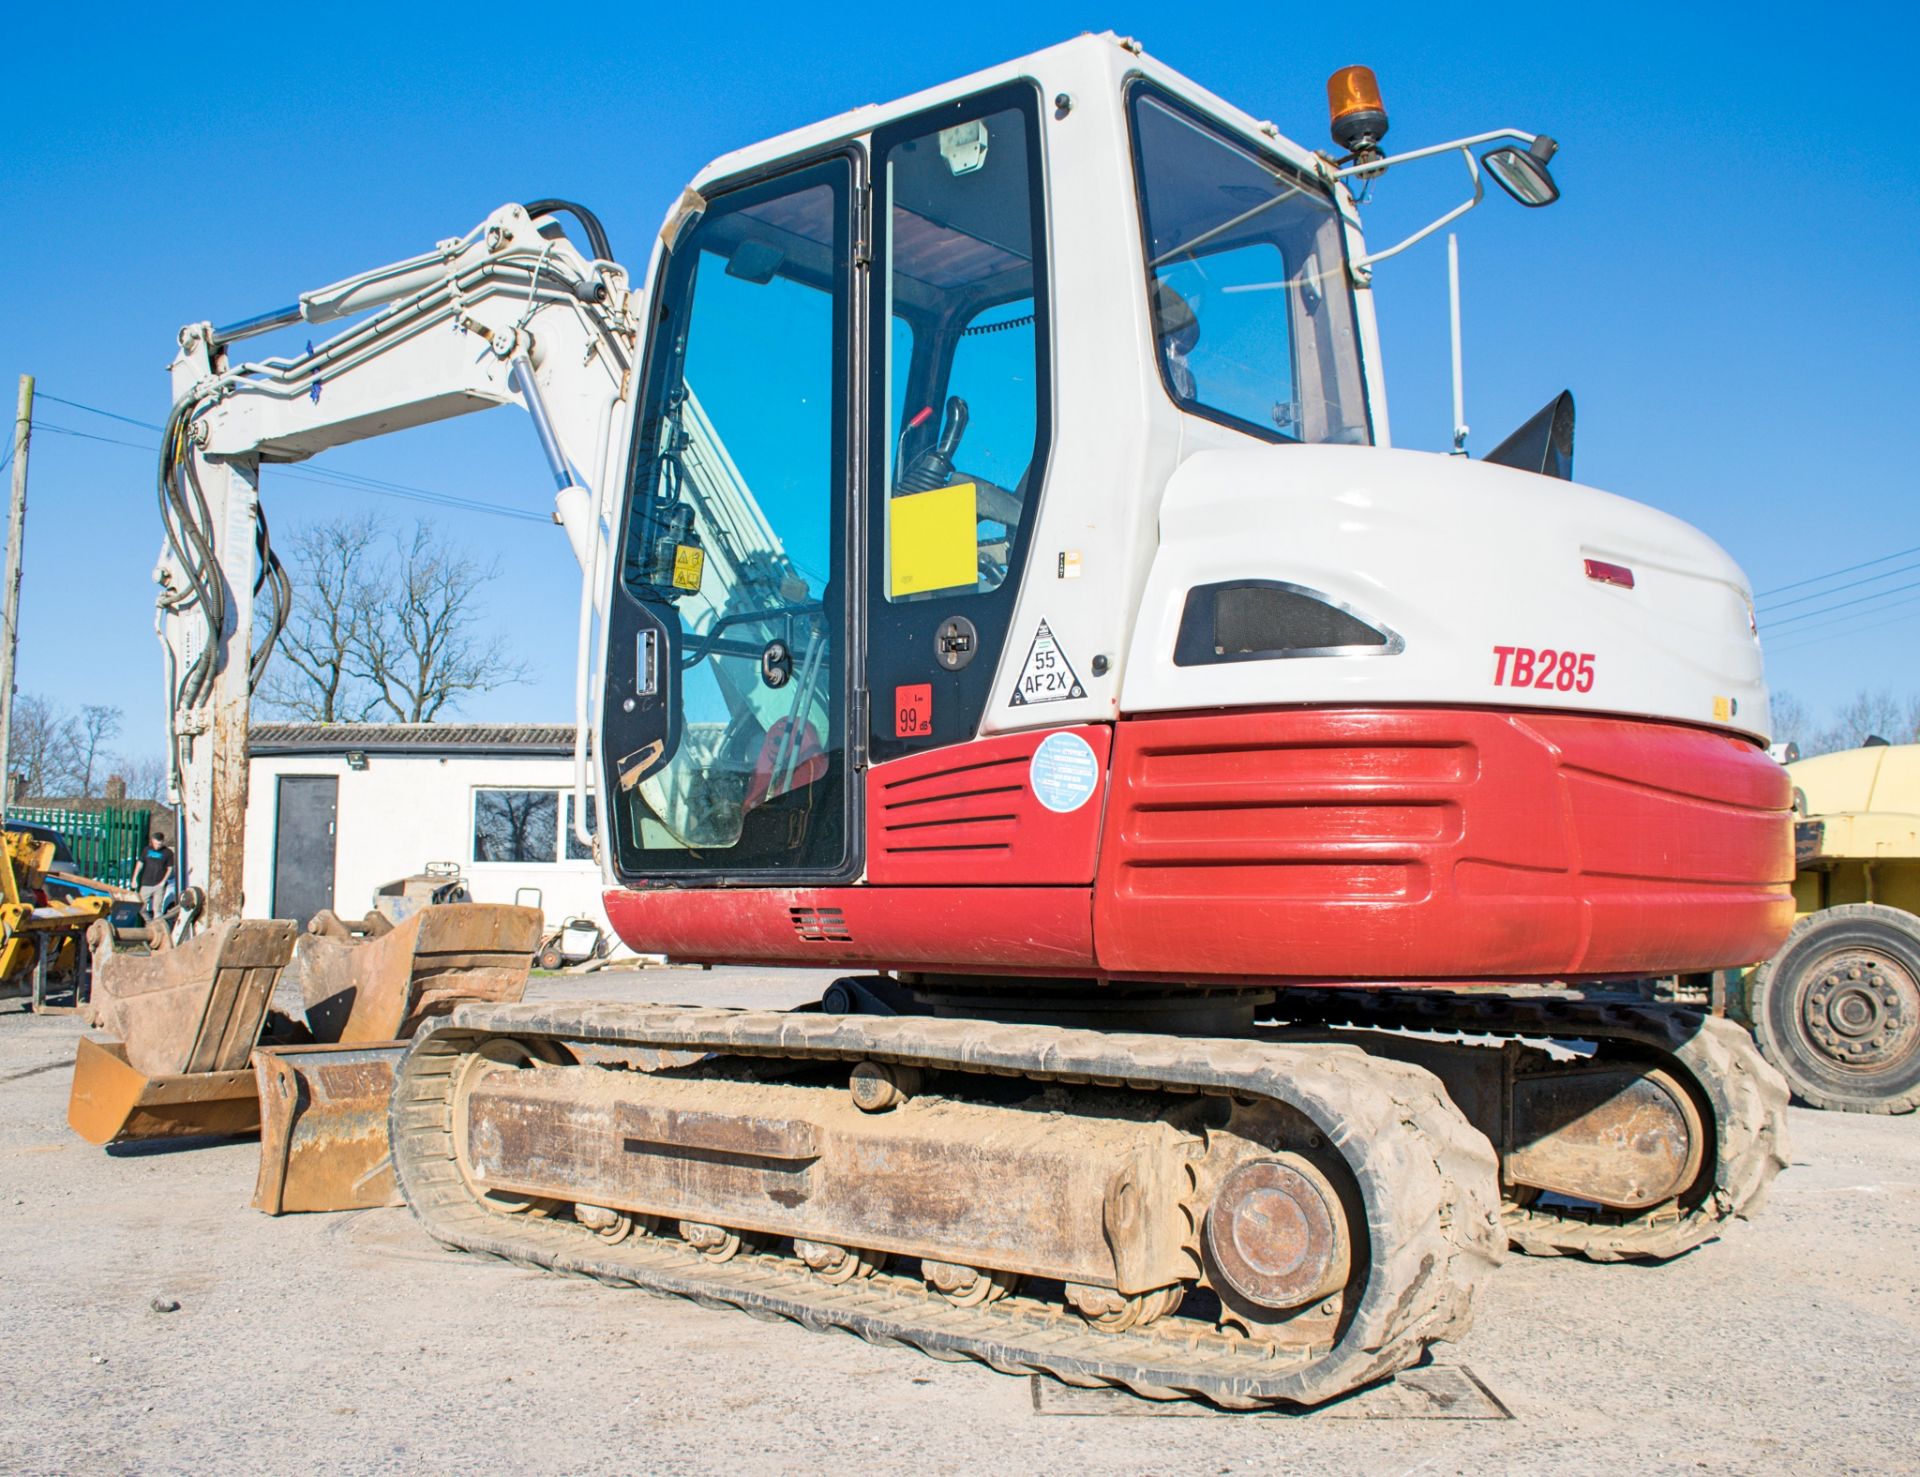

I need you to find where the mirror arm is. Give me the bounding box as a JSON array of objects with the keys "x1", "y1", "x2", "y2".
[
  {"x1": 1333, "y1": 128, "x2": 1540, "y2": 181},
  {"x1": 1349, "y1": 148, "x2": 1486, "y2": 274}
]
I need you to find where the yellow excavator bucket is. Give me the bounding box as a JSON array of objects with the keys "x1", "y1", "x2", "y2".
[
  {"x1": 68, "y1": 920, "x2": 299, "y2": 1145},
  {"x1": 250, "y1": 903, "x2": 541, "y2": 1213}
]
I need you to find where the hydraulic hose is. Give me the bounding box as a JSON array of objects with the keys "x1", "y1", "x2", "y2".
[{"x1": 523, "y1": 198, "x2": 614, "y2": 263}]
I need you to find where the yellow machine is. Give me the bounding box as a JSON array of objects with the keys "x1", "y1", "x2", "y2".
[
  {"x1": 0, "y1": 828, "x2": 127, "y2": 1013},
  {"x1": 1732, "y1": 744, "x2": 1920, "y2": 1113}
]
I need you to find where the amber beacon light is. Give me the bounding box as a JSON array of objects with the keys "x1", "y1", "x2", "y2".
[{"x1": 1327, "y1": 65, "x2": 1389, "y2": 161}]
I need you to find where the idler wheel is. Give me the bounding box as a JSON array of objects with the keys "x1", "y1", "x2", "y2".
[
  {"x1": 450, "y1": 1037, "x2": 570, "y2": 1218},
  {"x1": 1204, "y1": 1156, "x2": 1350, "y2": 1315}
]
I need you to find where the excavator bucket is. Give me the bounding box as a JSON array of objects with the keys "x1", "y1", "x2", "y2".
[
  {"x1": 282, "y1": 903, "x2": 543, "y2": 1043},
  {"x1": 250, "y1": 903, "x2": 541, "y2": 1213},
  {"x1": 68, "y1": 920, "x2": 298, "y2": 1145},
  {"x1": 251, "y1": 1042, "x2": 408, "y2": 1213}
]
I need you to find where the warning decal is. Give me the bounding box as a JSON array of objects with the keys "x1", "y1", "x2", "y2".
[{"x1": 1009, "y1": 619, "x2": 1085, "y2": 706}]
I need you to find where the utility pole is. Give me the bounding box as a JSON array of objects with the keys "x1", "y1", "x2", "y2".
[{"x1": 0, "y1": 374, "x2": 31, "y2": 817}]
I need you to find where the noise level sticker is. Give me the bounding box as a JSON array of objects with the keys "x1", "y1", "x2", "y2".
[{"x1": 1009, "y1": 619, "x2": 1085, "y2": 706}]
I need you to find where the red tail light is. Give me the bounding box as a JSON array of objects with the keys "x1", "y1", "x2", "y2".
[{"x1": 1584, "y1": 558, "x2": 1635, "y2": 589}]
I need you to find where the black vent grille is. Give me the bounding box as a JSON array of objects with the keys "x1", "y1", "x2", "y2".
[{"x1": 789, "y1": 906, "x2": 853, "y2": 943}]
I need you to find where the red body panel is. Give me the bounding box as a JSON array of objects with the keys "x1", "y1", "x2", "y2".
[
  {"x1": 605, "y1": 707, "x2": 1794, "y2": 985},
  {"x1": 603, "y1": 886, "x2": 1094, "y2": 971},
  {"x1": 865, "y1": 725, "x2": 1110, "y2": 885},
  {"x1": 1094, "y1": 708, "x2": 1793, "y2": 979}
]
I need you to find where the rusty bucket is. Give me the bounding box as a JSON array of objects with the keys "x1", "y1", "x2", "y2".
[
  {"x1": 251, "y1": 1042, "x2": 409, "y2": 1213},
  {"x1": 247, "y1": 903, "x2": 540, "y2": 1213},
  {"x1": 68, "y1": 920, "x2": 299, "y2": 1146}
]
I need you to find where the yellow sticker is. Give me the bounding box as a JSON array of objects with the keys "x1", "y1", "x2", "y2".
[
  {"x1": 1713, "y1": 695, "x2": 1732, "y2": 722},
  {"x1": 671, "y1": 544, "x2": 705, "y2": 592},
  {"x1": 889, "y1": 482, "x2": 977, "y2": 598}
]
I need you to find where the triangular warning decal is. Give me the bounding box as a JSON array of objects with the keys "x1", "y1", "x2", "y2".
[{"x1": 1009, "y1": 619, "x2": 1085, "y2": 705}]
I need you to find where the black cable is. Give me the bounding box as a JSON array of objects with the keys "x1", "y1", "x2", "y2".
[
  {"x1": 522, "y1": 198, "x2": 613, "y2": 263},
  {"x1": 1759, "y1": 557, "x2": 1920, "y2": 614},
  {"x1": 958, "y1": 313, "x2": 1036, "y2": 337},
  {"x1": 1755, "y1": 542, "x2": 1920, "y2": 600}
]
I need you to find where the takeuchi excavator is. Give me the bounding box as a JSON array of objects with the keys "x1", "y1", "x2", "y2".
[{"x1": 132, "y1": 34, "x2": 1791, "y2": 1406}]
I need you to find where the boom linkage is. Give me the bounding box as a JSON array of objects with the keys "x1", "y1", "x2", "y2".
[{"x1": 155, "y1": 202, "x2": 640, "y2": 916}]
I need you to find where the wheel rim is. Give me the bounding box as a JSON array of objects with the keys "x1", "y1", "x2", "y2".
[{"x1": 1796, "y1": 946, "x2": 1920, "y2": 1075}]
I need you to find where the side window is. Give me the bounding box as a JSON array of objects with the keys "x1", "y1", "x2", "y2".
[
  {"x1": 1153, "y1": 244, "x2": 1297, "y2": 435},
  {"x1": 1130, "y1": 86, "x2": 1370, "y2": 446},
  {"x1": 474, "y1": 789, "x2": 559, "y2": 863},
  {"x1": 881, "y1": 106, "x2": 1043, "y2": 602}
]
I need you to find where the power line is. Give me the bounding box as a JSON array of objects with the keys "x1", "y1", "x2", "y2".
[
  {"x1": 33, "y1": 392, "x2": 164, "y2": 434},
  {"x1": 1767, "y1": 599, "x2": 1920, "y2": 656},
  {"x1": 29, "y1": 417, "x2": 549, "y2": 525},
  {"x1": 1755, "y1": 542, "x2": 1920, "y2": 601},
  {"x1": 1759, "y1": 557, "x2": 1920, "y2": 614},
  {"x1": 1761, "y1": 576, "x2": 1920, "y2": 632}
]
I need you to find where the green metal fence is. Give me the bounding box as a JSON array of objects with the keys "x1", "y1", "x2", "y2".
[{"x1": 7, "y1": 804, "x2": 152, "y2": 887}]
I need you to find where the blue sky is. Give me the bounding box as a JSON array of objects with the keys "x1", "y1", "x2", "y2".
[{"x1": 4, "y1": 1, "x2": 1914, "y2": 767}]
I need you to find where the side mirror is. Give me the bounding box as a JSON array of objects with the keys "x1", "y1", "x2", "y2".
[{"x1": 1483, "y1": 136, "x2": 1560, "y2": 207}]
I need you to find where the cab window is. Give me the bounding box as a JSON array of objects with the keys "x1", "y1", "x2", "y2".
[{"x1": 880, "y1": 103, "x2": 1044, "y2": 602}]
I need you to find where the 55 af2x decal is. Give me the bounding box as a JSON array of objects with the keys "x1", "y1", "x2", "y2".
[{"x1": 1492, "y1": 645, "x2": 1596, "y2": 693}]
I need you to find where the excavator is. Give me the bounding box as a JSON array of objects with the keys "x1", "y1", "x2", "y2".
[{"x1": 108, "y1": 34, "x2": 1793, "y2": 1406}]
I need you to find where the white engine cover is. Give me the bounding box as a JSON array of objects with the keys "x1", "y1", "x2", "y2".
[{"x1": 1119, "y1": 444, "x2": 1770, "y2": 744}]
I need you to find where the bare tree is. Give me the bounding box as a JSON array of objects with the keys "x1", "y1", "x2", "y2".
[
  {"x1": 112, "y1": 754, "x2": 172, "y2": 803},
  {"x1": 73, "y1": 704, "x2": 123, "y2": 797},
  {"x1": 1799, "y1": 689, "x2": 1920, "y2": 756},
  {"x1": 1768, "y1": 690, "x2": 1812, "y2": 752},
  {"x1": 258, "y1": 516, "x2": 529, "y2": 724},
  {"x1": 258, "y1": 515, "x2": 386, "y2": 722},
  {"x1": 352, "y1": 521, "x2": 532, "y2": 723},
  {"x1": 10, "y1": 694, "x2": 80, "y2": 797}
]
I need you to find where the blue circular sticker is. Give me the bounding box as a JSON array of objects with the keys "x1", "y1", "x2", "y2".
[{"x1": 1029, "y1": 731, "x2": 1099, "y2": 814}]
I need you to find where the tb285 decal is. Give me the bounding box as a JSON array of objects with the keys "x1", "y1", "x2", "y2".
[{"x1": 1492, "y1": 645, "x2": 1596, "y2": 693}]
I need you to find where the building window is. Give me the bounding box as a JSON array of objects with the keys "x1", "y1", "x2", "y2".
[
  {"x1": 565, "y1": 795, "x2": 596, "y2": 862},
  {"x1": 473, "y1": 789, "x2": 559, "y2": 864}
]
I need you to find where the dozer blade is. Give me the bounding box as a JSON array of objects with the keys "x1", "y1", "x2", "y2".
[
  {"x1": 252, "y1": 1042, "x2": 407, "y2": 1214},
  {"x1": 67, "y1": 1035, "x2": 261, "y2": 1145},
  {"x1": 285, "y1": 903, "x2": 541, "y2": 1044}
]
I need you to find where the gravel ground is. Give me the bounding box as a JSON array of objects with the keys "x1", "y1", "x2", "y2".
[{"x1": 2, "y1": 970, "x2": 1916, "y2": 1477}]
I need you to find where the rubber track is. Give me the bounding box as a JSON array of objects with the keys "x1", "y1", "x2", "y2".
[
  {"x1": 1268, "y1": 991, "x2": 1791, "y2": 1262},
  {"x1": 389, "y1": 1002, "x2": 1504, "y2": 1409}
]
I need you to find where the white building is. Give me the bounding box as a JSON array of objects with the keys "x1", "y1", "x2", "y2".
[{"x1": 244, "y1": 723, "x2": 620, "y2": 952}]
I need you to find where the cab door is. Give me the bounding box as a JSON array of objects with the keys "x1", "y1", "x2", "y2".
[
  {"x1": 865, "y1": 83, "x2": 1052, "y2": 765},
  {"x1": 601, "y1": 154, "x2": 860, "y2": 883}
]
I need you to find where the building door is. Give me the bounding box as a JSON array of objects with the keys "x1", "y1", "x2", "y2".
[{"x1": 272, "y1": 774, "x2": 337, "y2": 925}]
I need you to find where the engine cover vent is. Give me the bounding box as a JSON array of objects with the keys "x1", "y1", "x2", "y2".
[{"x1": 789, "y1": 906, "x2": 853, "y2": 943}]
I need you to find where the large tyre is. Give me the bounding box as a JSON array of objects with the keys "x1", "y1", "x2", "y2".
[{"x1": 1747, "y1": 903, "x2": 1920, "y2": 1114}]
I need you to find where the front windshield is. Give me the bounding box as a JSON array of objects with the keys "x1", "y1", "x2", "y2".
[{"x1": 1129, "y1": 86, "x2": 1371, "y2": 446}]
